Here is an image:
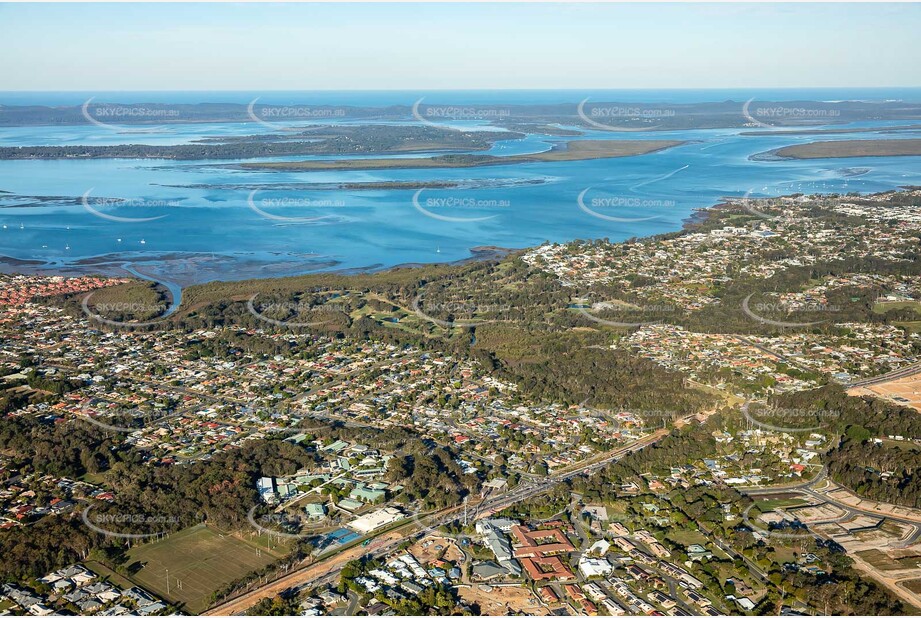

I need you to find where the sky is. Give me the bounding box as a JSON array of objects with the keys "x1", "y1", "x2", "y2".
[{"x1": 1, "y1": 3, "x2": 919, "y2": 91}]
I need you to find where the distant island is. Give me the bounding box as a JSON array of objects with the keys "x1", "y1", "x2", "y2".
[
  {"x1": 3, "y1": 99, "x2": 921, "y2": 132},
  {"x1": 238, "y1": 139, "x2": 685, "y2": 171},
  {"x1": 0, "y1": 125, "x2": 520, "y2": 160},
  {"x1": 742, "y1": 124, "x2": 921, "y2": 136},
  {"x1": 157, "y1": 178, "x2": 550, "y2": 192},
  {"x1": 766, "y1": 138, "x2": 921, "y2": 159}
]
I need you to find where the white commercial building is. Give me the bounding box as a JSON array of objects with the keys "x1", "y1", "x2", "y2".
[{"x1": 347, "y1": 507, "x2": 405, "y2": 534}]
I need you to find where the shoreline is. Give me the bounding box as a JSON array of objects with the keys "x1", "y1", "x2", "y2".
[
  {"x1": 155, "y1": 177, "x2": 551, "y2": 192},
  {"x1": 752, "y1": 138, "x2": 921, "y2": 161},
  {"x1": 2, "y1": 186, "x2": 915, "y2": 292},
  {"x1": 4, "y1": 97, "x2": 921, "y2": 132},
  {"x1": 0, "y1": 246, "x2": 518, "y2": 288},
  {"x1": 741, "y1": 124, "x2": 921, "y2": 137},
  {"x1": 236, "y1": 139, "x2": 687, "y2": 172}
]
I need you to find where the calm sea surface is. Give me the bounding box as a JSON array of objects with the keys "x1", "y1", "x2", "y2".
[{"x1": 1, "y1": 90, "x2": 920, "y2": 287}]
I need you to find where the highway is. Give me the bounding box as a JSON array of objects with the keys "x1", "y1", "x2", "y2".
[
  {"x1": 203, "y1": 428, "x2": 669, "y2": 615},
  {"x1": 847, "y1": 360, "x2": 921, "y2": 388},
  {"x1": 732, "y1": 339, "x2": 921, "y2": 391}
]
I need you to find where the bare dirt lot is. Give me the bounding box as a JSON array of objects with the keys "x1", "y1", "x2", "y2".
[
  {"x1": 787, "y1": 502, "x2": 847, "y2": 523},
  {"x1": 456, "y1": 584, "x2": 550, "y2": 615},
  {"x1": 849, "y1": 375, "x2": 921, "y2": 413},
  {"x1": 902, "y1": 579, "x2": 921, "y2": 594},
  {"x1": 409, "y1": 535, "x2": 465, "y2": 566}
]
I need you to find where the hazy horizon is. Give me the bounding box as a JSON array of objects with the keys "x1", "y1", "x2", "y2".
[{"x1": 2, "y1": 3, "x2": 919, "y2": 91}]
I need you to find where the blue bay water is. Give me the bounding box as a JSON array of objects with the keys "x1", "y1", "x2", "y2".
[{"x1": 1, "y1": 90, "x2": 920, "y2": 287}]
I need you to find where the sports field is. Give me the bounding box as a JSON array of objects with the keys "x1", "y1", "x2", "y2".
[{"x1": 125, "y1": 524, "x2": 278, "y2": 613}]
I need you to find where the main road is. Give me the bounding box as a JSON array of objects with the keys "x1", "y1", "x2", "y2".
[
  {"x1": 847, "y1": 360, "x2": 921, "y2": 388},
  {"x1": 203, "y1": 428, "x2": 669, "y2": 615}
]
